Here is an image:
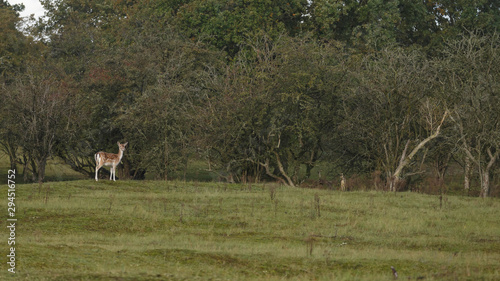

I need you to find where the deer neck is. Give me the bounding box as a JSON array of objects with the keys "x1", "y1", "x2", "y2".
[{"x1": 117, "y1": 150, "x2": 124, "y2": 162}]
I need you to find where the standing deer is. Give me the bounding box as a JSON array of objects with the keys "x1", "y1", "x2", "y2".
[
  {"x1": 340, "y1": 173, "x2": 346, "y2": 191},
  {"x1": 95, "y1": 142, "x2": 128, "y2": 181}
]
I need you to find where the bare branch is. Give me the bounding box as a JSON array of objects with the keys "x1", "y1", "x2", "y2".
[{"x1": 393, "y1": 110, "x2": 449, "y2": 179}]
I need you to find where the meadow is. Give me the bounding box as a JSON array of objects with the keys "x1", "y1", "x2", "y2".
[{"x1": 2, "y1": 177, "x2": 500, "y2": 280}]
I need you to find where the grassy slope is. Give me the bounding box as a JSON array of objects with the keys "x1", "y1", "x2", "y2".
[{"x1": 1, "y1": 179, "x2": 499, "y2": 280}]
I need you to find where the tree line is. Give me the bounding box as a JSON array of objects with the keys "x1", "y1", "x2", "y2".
[{"x1": 0, "y1": 0, "x2": 499, "y2": 197}]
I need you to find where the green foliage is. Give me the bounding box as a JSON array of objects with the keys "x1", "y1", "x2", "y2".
[
  {"x1": 440, "y1": 31, "x2": 500, "y2": 197},
  {"x1": 2, "y1": 0, "x2": 500, "y2": 194},
  {"x1": 308, "y1": 0, "x2": 406, "y2": 50},
  {"x1": 176, "y1": 0, "x2": 308, "y2": 56},
  {"x1": 308, "y1": 0, "x2": 500, "y2": 53},
  {"x1": 200, "y1": 34, "x2": 346, "y2": 184},
  {"x1": 340, "y1": 47, "x2": 437, "y2": 175},
  {"x1": 432, "y1": 0, "x2": 500, "y2": 35},
  {"x1": 1, "y1": 60, "x2": 77, "y2": 182},
  {"x1": 0, "y1": 1, "x2": 32, "y2": 80}
]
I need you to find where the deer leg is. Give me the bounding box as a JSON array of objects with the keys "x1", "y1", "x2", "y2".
[
  {"x1": 95, "y1": 154, "x2": 102, "y2": 181},
  {"x1": 95, "y1": 164, "x2": 103, "y2": 182},
  {"x1": 113, "y1": 164, "x2": 118, "y2": 181}
]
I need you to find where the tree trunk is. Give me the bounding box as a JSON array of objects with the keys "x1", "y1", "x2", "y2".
[
  {"x1": 1, "y1": 141, "x2": 18, "y2": 172},
  {"x1": 37, "y1": 157, "x2": 47, "y2": 184},
  {"x1": 464, "y1": 156, "x2": 471, "y2": 190},
  {"x1": 305, "y1": 163, "x2": 314, "y2": 179},
  {"x1": 389, "y1": 175, "x2": 402, "y2": 192},
  {"x1": 31, "y1": 157, "x2": 38, "y2": 182},
  {"x1": 122, "y1": 159, "x2": 131, "y2": 180},
  {"x1": 9, "y1": 152, "x2": 17, "y2": 172},
  {"x1": 479, "y1": 148, "x2": 498, "y2": 198},
  {"x1": 480, "y1": 171, "x2": 490, "y2": 198},
  {"x1": 259, "y1": 155, "x2": 295, "y2": 186},
  {"x1": 391, "y1": 111, "x2": 448, "y2": 191},
  {"x1": 434, "y1": 151, "x2": 450, "y2": 182},
  {"x1": 274, "y1": 152, "x2": 295, "y2": 187}
]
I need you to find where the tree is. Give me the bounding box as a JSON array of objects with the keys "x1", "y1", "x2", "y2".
[
  {"x1": 340, "y1": 47, "x2": 447, "y2": 190},
  {"x1": 431, "y1": 0, "x2": 500, "y2": 37},
  {"x1": 0, "y1": 0, "x2": 39, "y2": 171},
  {"x1": 307, "y1": 0, "x2": 439, "y2": 50},
  {"x1": 442, "y1": 31, "x2": 500, "y2": 197},
  {"x1": 308, "y1": 0, "x2": 401, "y2": 49},
  {"x1": 0, "y1": 0, "x2": 27, "y2": 80},
  {"x1": 2, "y1": 62, "x2": 75, "y2": 183},
  {"x1": 34, "y1": 0, "x2": 184, "y2": 179},
  {"x1": 118, "y1": 26, "x2": 223, "y2": 180},
  {"x1": 200, "y1": 34, "x2": 347, "y2": 185},
  {"x1": 38, "y1": 0, "x2": 109, "y2": 176},
  {"x1": 175, "y1": 0, "x2": 309, "y2": 56}
]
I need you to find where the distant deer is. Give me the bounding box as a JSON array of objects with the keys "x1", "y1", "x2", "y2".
[
  {"x1": 95, "y1": 142, "x2": 128, "y2": 181},
  {"x1": 340, "y1": 173, "x2": 346, "y2": 191}
]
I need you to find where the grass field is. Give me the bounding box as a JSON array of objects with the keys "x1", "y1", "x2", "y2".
[{"x1": 2, "y1": 178, "x2": 500, "y2": 280}]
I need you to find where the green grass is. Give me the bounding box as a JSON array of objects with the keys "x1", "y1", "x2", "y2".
[{"x1": 1, "y1": 179, "x2": 499, "y2": 280}]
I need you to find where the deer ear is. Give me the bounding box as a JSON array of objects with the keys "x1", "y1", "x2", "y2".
[
  {"x1": 124, "y1": 142, "x2": 128, "y2": 146},
  {"x1": 117, "y1": 141, "x2": 120, "y2": 145}
]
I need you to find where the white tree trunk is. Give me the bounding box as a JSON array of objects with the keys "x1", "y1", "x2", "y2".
[
  {"x1": 464, "y1": 156, "x2": 471, "y2": 190},
  {"x1": 479, "y1": 148, "x2": 498, "y2": 198},
  {"x1": 480, "y1": 171, "x2": 490, "y2": 198},
  {"x1": 391, "y1": 111, "x2": 448, "y2": 191},
  {"x1": 274, "y1": 152, "x2": 295, "y2": 187}
]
